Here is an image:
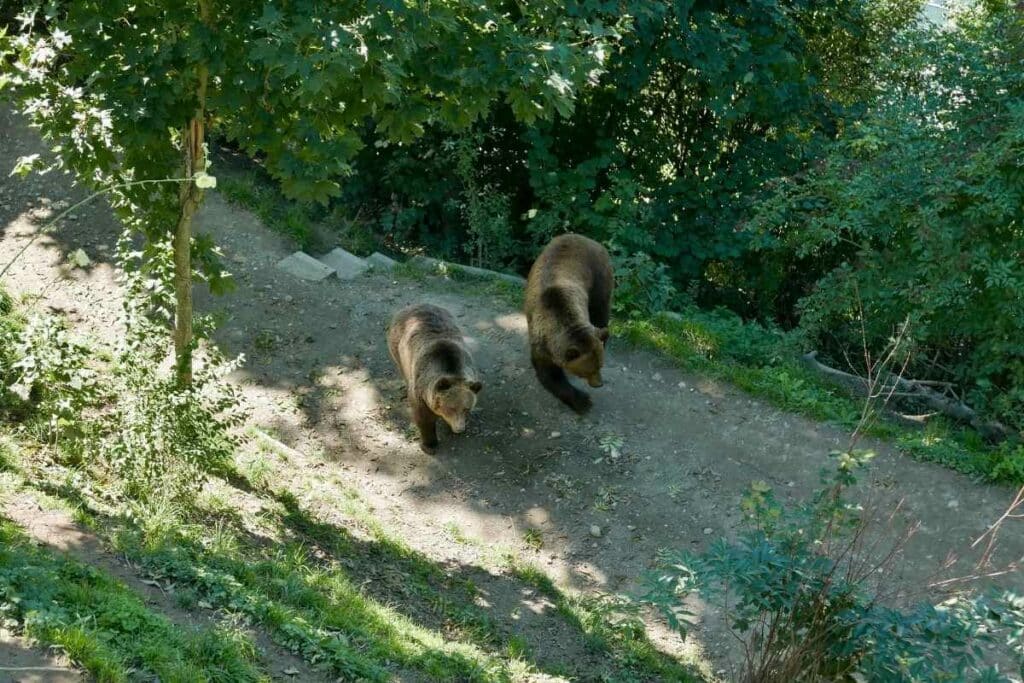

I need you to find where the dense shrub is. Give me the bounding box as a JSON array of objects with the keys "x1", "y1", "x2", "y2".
[
  {"x1": 101, "y1": 232, "x2": 245, "y2": 502},
  {"x1": 337, "y1": 0, "x2": 919, "y2": 278},
  {"x1": 750, "y1": 4, "x2": 1024, "y2": 433},
  {"x1": 0, "y1": 286, "x2": 97, "y2": 444},
  {"x1": 644, "y1": 451, "x2": 1024, "y2": 681},
  {"x1": 0, "y1": 239, "x2": 244, "y2": 504},
  {"x1": 611, "y1": 250, "x2": 678, "y2": 319}
]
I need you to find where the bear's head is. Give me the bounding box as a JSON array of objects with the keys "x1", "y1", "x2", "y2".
[
  {"x1": 562, "y1": 326, "x2": 609, "y2": 388},
  {"x1": 428, "y1": 376, "x2": 483, "y2": 433}
]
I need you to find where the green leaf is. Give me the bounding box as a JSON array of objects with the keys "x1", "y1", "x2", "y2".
[
  {"x1": 10, "y1": 154, "x2": 40, "y2": 178},
  {"x1": 68, "y1": 249, "x2": 90, "y2": 268}
]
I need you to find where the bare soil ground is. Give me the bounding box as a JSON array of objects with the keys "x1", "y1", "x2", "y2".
[
  {"x1": 0, "y1": 630, "x2": 79, "y2": 683},
  {"x1": 2, "y1": 106, "x2": 1021, "y2": 678}
]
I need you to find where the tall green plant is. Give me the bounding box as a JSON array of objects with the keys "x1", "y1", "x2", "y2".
[{"x1": 644, "y1": 452, "x2": 1024, "y2": 681}]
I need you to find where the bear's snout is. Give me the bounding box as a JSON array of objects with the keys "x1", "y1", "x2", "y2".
[
  {"x1": 446, "y1": 415, "x2": 468, "y2": 433},
  {"x1": 587, "y1": 373, "x2": 604, "y2": 388}
]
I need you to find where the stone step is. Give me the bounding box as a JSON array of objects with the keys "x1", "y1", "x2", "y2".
[
  {"x1": 276, "y1": 251, "x2": 335, "y2": 281},
  {"x1": 366, "y1": 252, "x2": 398, "y2": 270},
  {"x1": 318, "y1": 247, "x2": 370, "y2": 280}
]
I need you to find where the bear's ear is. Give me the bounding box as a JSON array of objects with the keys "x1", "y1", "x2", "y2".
[
  {"x1": 596, "y1": 327, "x2": 610, "y2": 343},
  {"x1": 468, "y1": 380, "x2": 483, "y2": 394},
  {"x1": 435, "y1": 377, "x2": 453, "y2": 392}
]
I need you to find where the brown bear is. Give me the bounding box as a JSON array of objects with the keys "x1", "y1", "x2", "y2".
[
  {"x1": 387, "y1": 303, "x2": 483, "y2": 453},
  {"x1": 524, "y1": 234, "x2": 613, "y2": 413}
]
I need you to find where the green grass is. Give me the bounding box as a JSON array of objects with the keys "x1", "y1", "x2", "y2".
[
  {"x1": 224, "y1": 453, "x2": 701, "y2": 682},
  {"x1": 110, "y1": 524, "x2": 507, "y2": 682},
  {"x1": 615, "y1": 311, "x2": 1024, "y2": 486},
  {"x1": 6, "y1": 429, "x2": 706, "y2": 683},
  {"x1": 0, "y1": 517, "x2": 265, "y2": 682}
]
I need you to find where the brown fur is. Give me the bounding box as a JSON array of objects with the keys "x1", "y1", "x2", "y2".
[
  {"x1": 387, "y1": 303, "x2": 482, "y2": 453},
  {"x1": 524, "y1": 234, "x2": 613, "y2": 413}
]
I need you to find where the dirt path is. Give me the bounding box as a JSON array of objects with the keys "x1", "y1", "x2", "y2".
[
  {"x1": 0, "y1": 631, "x2": 80, "y2": 683},
  {"x1": 2, "y1": 106, "x2": 1022, "y2": 675}
]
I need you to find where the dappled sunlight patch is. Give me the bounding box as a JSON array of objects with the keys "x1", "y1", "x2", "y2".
[
  {"x1": 315, "y1": 365, "x2": 396, "y2": 436},
  {"x1": 570, "y1": 560, "x2": 609, "y2": 586},
  {"x1": 493, "y1": 313, "x2": 527, "y2": 335},
  {"x1": 696, "y1": 379, "x2": 725, "y2": 400},
  {"x1": 524, "y1": 505, "x2": 551, "y2": 527},
  {"x1": 521, "y1": 593, "x2": 557, "y2": 616}
]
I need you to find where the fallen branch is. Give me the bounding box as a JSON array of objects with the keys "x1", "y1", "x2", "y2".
[{"x1": 801, "y1": 351, "x2": 1013, "y2": 442}]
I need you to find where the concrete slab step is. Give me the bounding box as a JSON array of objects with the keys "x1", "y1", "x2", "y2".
[
  {"x1": 276, "y1": 251, "x2": 334, "y2": 281},
  {"x1": 366, "y1": 252, "x2": 398, "y2": 270},
  {"x1": 318, "y1": 247, "x2": 370, "y2": 279}
]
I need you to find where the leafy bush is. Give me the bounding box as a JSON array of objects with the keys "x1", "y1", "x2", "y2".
[
  {"x1": 0, "y1": 310, "x2": 97, "y2": 445},
  {"x1": 612, "y1": 250, "x2": 678, "y2": 318},
  {"x1": 101, "y1": 339, "x2": 244, "y2": 504},
  {"x1": 750, "y1": 4, "x2": 1024, "y2": 433},
  {"x1": 453, "y1": 134, "x2": 517, "y2": 270},
  {"x1": 643, "y1": 451, "x2": 1024, "y2": 681},
  {"x1": 0, "y1": 235, "x2": 245, "y2": 504},
  {"x1": 99, "y1": 233, "x2": 245, "y2": 504},
  {"x1": 0, "y1": 287, "x2": 20, "y2": 415},
  {"x1": 334, "y1": 0, "x2": 919, "y2": 279}
]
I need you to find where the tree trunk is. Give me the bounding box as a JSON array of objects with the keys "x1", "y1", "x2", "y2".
[
  {"x1": 173, "y1": 117, "x2": 204, "y2": 387},
  {"x1": 173, "y1": 0, "x2": 211, "y2": 387}
]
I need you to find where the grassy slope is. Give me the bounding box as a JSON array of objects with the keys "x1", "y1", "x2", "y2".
[
  {"x1": 0, "y1": 284, "x2": 702, "y2": 682},
  {"x1": 0, "y1": 430, "x2": 700, "y2": 683},
  {"x1": 0, "y1": 500, "x2": 264, "y2": 682}
]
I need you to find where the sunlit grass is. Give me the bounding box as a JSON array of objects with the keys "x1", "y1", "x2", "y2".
[{"x1": 0, "y1": 517, "x2": 265, "y2": 682}]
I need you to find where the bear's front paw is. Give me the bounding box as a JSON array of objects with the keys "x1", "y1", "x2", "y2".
[
  {"x1": 420, "y1": 438, "x2": 440, "y2": 455},
  {"x1": 569, "y1": 391, "x2": 592, "y2": 414}
]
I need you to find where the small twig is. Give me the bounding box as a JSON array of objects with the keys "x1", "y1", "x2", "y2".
[
  {"x1": 928, "y1": 563, "x2": 1021, "y2": 589},
  {"x1": 970, "y1": 484, "x2": 1024, "y2": 569}
]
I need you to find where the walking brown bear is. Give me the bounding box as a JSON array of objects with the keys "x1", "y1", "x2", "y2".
[
  {"x1": 387, "y1": 303, "x2": 483, "y2": 453},
  {"x1": 524, "y1": 234, "x2": 613, "y2": 413}
]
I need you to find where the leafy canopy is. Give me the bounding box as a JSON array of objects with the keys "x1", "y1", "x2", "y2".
[
  {"x1": 1, "y1": 0, "x2": 615, "y2": 225},
  {"x1": 338, "y1": 0, "x2": 919, "y2": 280}
]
